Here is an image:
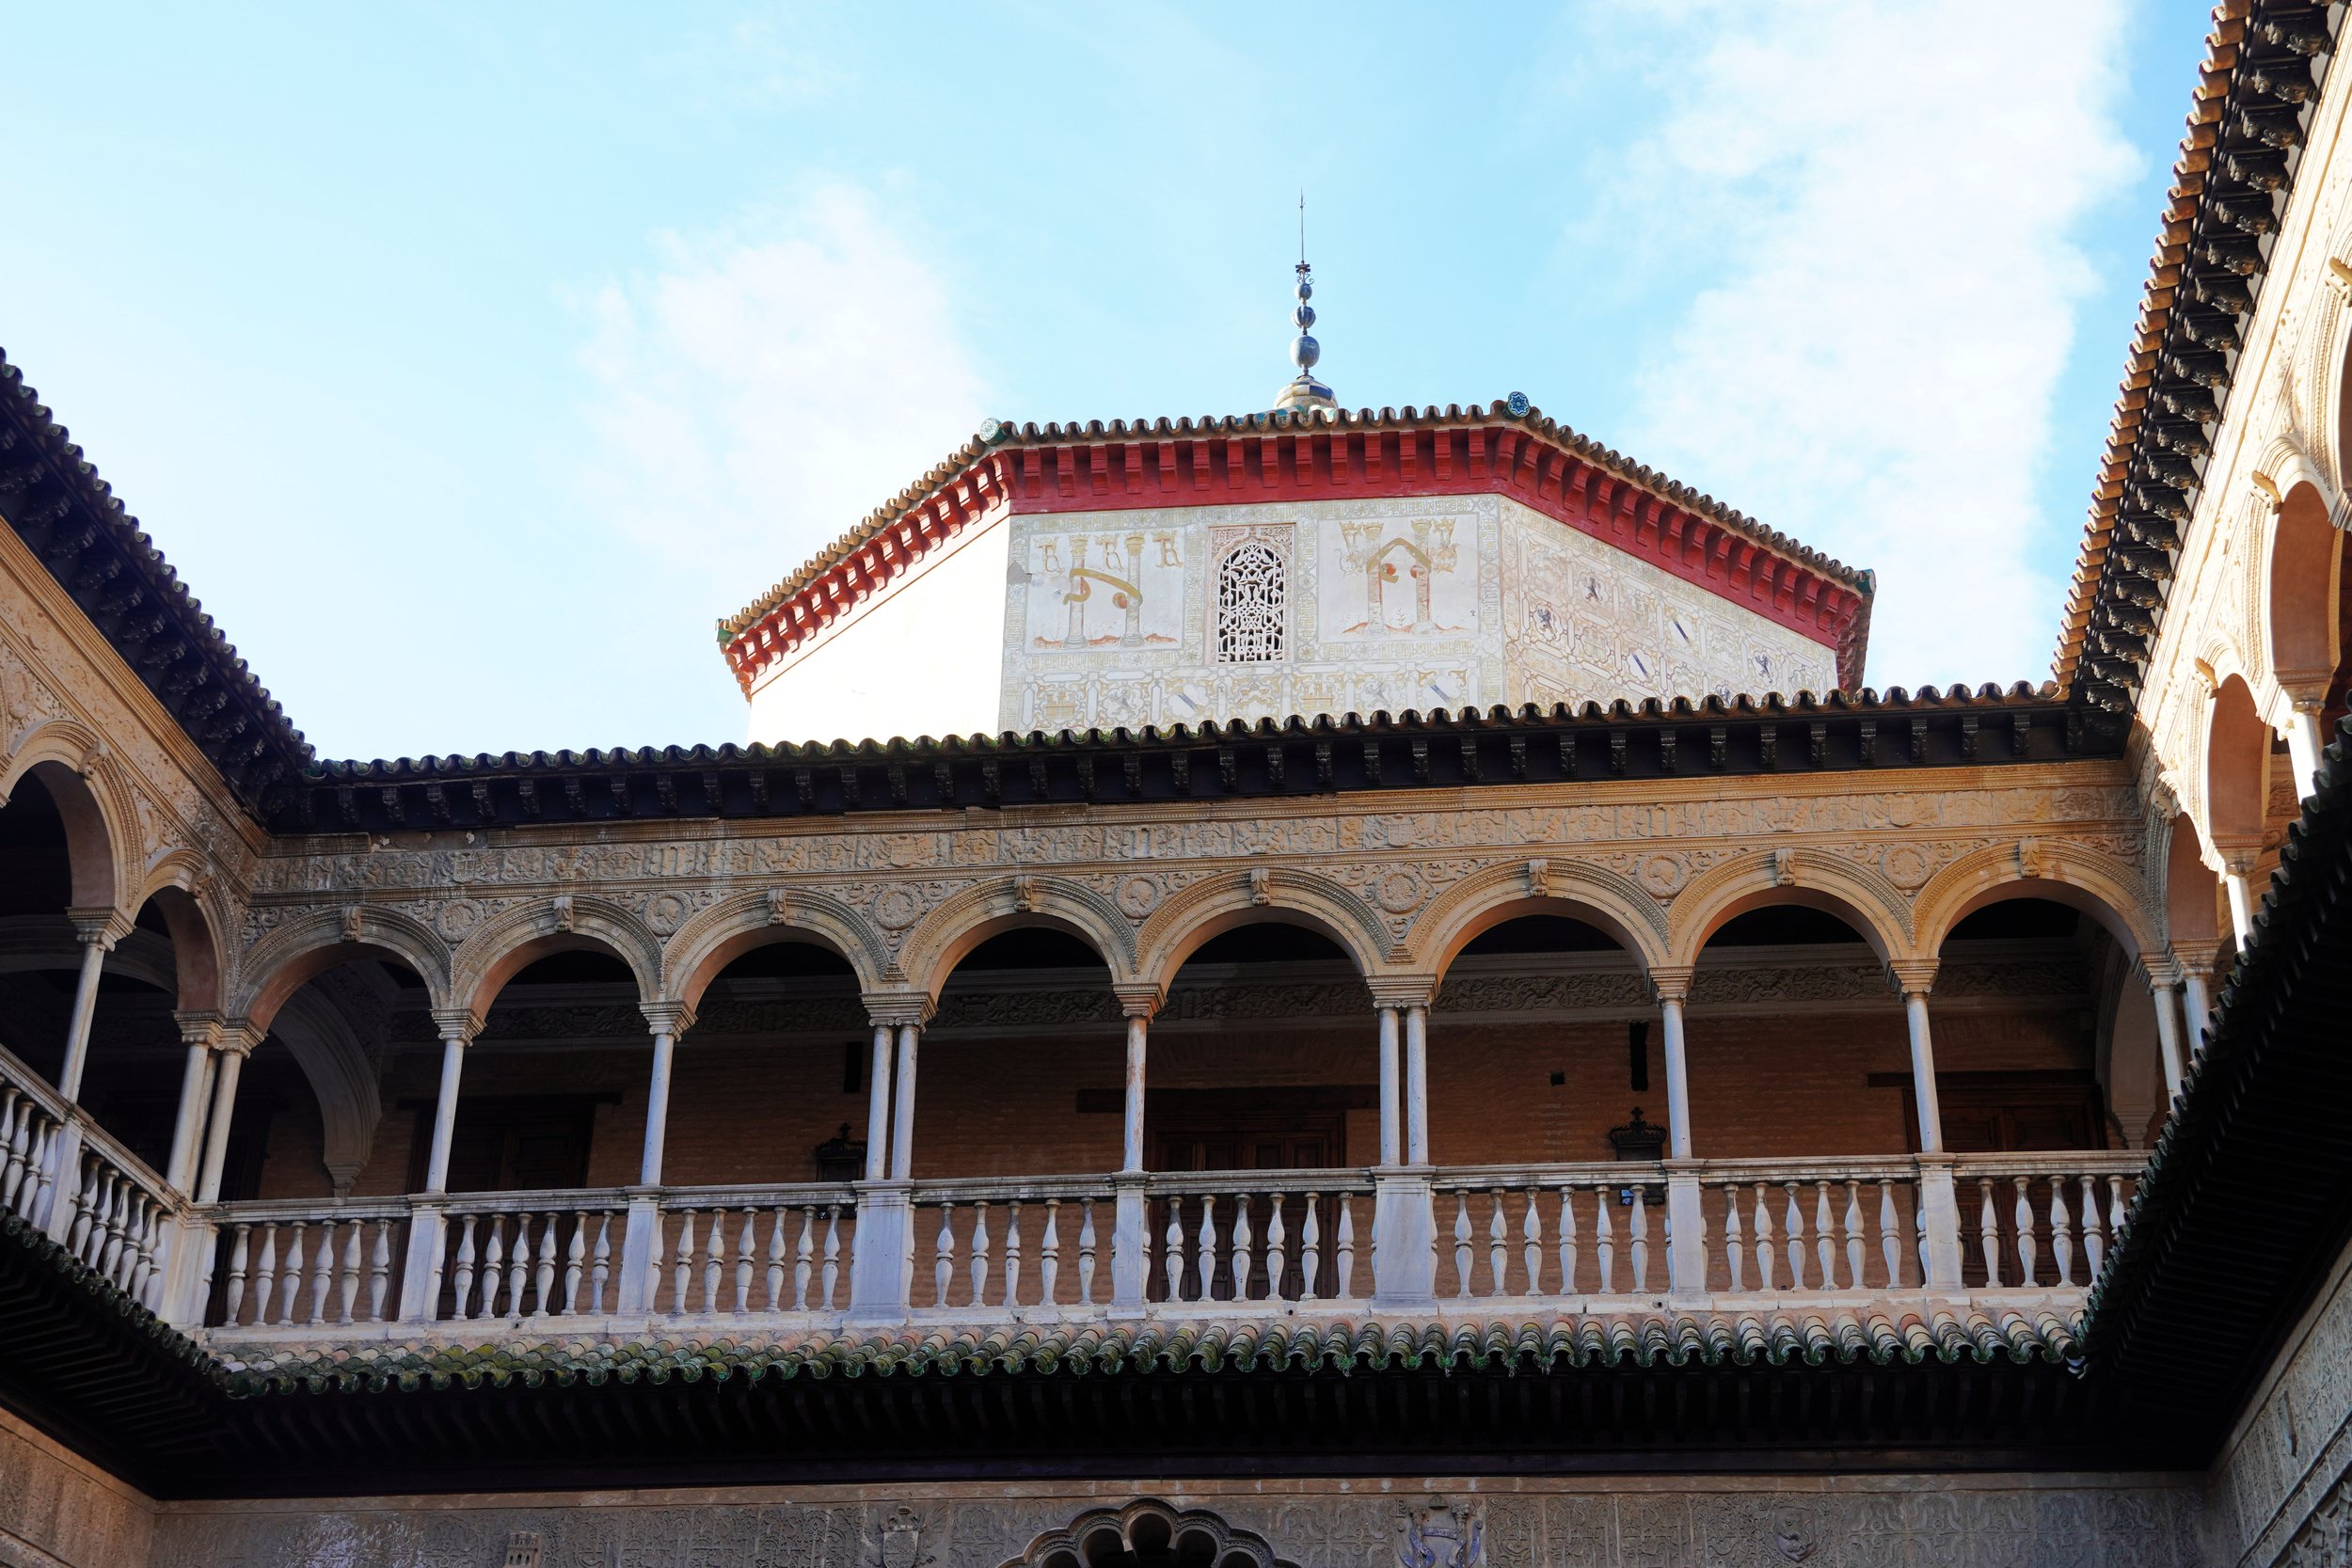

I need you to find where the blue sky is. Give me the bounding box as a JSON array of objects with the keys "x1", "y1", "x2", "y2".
[{"x1": 6, "y1": 2, "x2": 2213, "y2": 758}]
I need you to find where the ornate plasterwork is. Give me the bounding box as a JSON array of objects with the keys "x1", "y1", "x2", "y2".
[{"x1": 996, "y1": 497, "x2": 1836, "y2": 735}]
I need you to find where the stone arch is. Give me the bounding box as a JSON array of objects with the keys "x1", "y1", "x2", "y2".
[
  {"x1": 1406, "y1": 859, "x2": 1669, "y2": 980},
  {"x1": 1664, "y1": 847, "x2": 1914, "y2": 968},
  {"x1": 2260, "y1": 469, "x2": 2344, "y2": 699},
  {"x1": 1912, "y1": 841, "x2": 2165, "y2": 965},
  {"x1": 2164, "y1": 812, "x2": 2223, "y2": 946},
  {"x1": 1001, "y1": 1499, "x2": 1297, "y2": 1568},
  {"x1": 0, "y1": 736, "x2": 128, "y2": 914},
  {"x1": 267, "y1": 984, "x2": 384, "y2": 1196},
  {"x1": 231, "y1": 906, "x2": 453, "y2": 1033},
  {"x1": 452, "y1": 896, "x2": 661, "y2": 1019},
  {"x1": 137, "y1": 881, "x2": 222, "y2": 1014},
  {"x1": 897, "y1": 876, "x2": 1136, "y2": 1000},
  {"x1": 0, "y1": 918, "x2": 173, "y2": 990},
  {"x1": 2203, "y1": 672, "x2": 2272, "y2": 865},
  {"x1": 662, "y1": 887, "x2": 890, "y2": 1006},
  {"x1": 1134, "y1": 868, "x2": 1390, "y2": 994}
]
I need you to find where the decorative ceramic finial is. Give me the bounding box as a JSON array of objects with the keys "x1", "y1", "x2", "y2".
[{"x1": 1274, "y1": 192, "x2": 1336, "y2": 413}]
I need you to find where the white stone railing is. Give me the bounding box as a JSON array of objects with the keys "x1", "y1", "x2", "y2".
[
  {"x1": 0, "y1": 1042, "x2": 181, "y2": 1314},
  {"x1": 183, "y1": 1151, "x2": 2147, "y2": 1341}
]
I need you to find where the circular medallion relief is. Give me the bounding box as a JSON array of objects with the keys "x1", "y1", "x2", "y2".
[
  {"x1": 1883, "y1": 845, "x2": 1933, "y2": 890},
  {"x1": 434, "y1": 899, "x2": 484, "y2": 942},
  {"x1": 1115, "y1": 875, "x2": 1160, "y2": 920},
  {"x1": 872, "y1": 886, "x2": 923, "y2": 930},
  {"x1": 644, "y1": 893, "x2": 689, "y2": 935},
  {"x1": 1637, "y1": 854, "x2": 1688, "y2": 897},
  {"x1": 1375, "y1": 869, "x2": 1423, "y2": 914}
]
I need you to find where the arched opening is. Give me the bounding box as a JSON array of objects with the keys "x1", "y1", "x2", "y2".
[
  {"x1": 442, "y1": 946, "x2": 642, "y2": 1195},
  {"x1": 1927, "y1": 898, "x2": 2113, "y2": 1153},
  {"x1": 1428, "y1": 913, "x2": 1648, "y2": 1166},
  {"x1": 1688, "y1": 903, "x2": 1907, "y2": 1159},
  {"x1": 657, "y1": 935, "x2": 865, "y2": 1187},
  {"x1": 914, "y1": 927, "x2": 1120, "y2": 1183},
  {"x1": 2206, "y1": 673, "x2": 2273, "y2": 860},
  {"x1": 2268, "y1": 483, "x2": 2342, "y2": 686}
]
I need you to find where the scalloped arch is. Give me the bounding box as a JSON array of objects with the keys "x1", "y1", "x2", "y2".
[
  {"x1": 1133, "y1": 867, "x2": 1391, "y2": 992},
  {"x1": 1000, "y1": 1499, "x2": 1297, "y2": 1568},
  {"x1": 1911, "y1": 840, "x2": 2162, "y2": 962},
  {"x1": 452, "y1": 895, "x2": 661, "y2": 1016},
  {"x1": 661, "y1": 887, "x2": 890, "y2": 1003},
  {"x1": 231, "y1": 905, "x2": 453, "y2": 1031},
  {"x1": 1405, "y1": 858, "x2": 1668, "y2": 977},
  {"x1": 896, "y1": 875, "x2": 1136, "y2": 998},
  {"x1": 1664, "y1": 847, "x2": 1915, "y2": 967}
]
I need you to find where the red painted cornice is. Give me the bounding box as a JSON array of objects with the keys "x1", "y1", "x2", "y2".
[{"x1": 723, "y1": 405, "x2": 1874, "y2": 695}]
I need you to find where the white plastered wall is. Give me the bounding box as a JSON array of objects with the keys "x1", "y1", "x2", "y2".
[{"x1": 744, "y1": 509, "x2": 1011, "y2": 747}]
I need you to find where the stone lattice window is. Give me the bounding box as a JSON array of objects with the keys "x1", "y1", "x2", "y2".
[{"x1": 1215, "y1": 542, "x2": 1287, "y2": 662}]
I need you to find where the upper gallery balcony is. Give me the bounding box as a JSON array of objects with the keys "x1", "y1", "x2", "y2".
[{"x1": 0, "y1": 872, "x2": 2180, "y2": 1376}]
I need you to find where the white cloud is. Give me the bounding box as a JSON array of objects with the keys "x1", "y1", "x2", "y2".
[
  {"x1": 574, "y1": 185, "x2": 991, "y2": 612},
  {"x1": 1597, "y1": 0, "x2": 2139, "y2": 689}
]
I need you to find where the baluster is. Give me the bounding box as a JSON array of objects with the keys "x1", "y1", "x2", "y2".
[
  {"x1": 1003, "y1": 1201, "x2": 1025, "y2": 1308},
  {"x1": 1878, "y1": 1180, "x2": 1900, "y2": 1288},
  {"x1": 305, "y1": 1220, "x2": 334, "y2": 1325},
  {"x1": 532, "y1": 1214, "x2": 560, "y2": 1316},
  {"x1": 1299, "y1": 1194, "x2": 1322, "y2": 1301},
  {"x1": 928, "y1": 1203, "x2": 953, "y2": 1308},
  {"x1": 642, "y1": 1209, "x2": 666, "y2": 1313},
  {"x1": 1751, "y1": 1185, "x2": 1775, "y2": 1291},
  {"x1": 589, "y1": 1213, "x2": 613, "y2": 1313},
  {"x1": 127, "y1": 1202, "x2": 158, "y2": 1302},
  {"x1": 224, "y1": 1224, "x2": 252, "y2": 1324},
  {"x1": 1780, "y1": 1183, "x2": 1806, "y2": 1291},
  {"x1": 732, "y1": 1209, "x2": 755, "y2": 1314},
  {"x1": 1558, "y1": 1187, "x2": 1580, "y2": 1296},
  {"x1": 508, "y1": 1214, "x2": 535, "y2": 1317},
  {"x1": 1724, "y1": 1188, "x2": 1746, "y2": 1291},
  {"x1": 486, "y1": 1215, "x2": 517, "y2": 1318},
  {"x1": 1164, "y1": 1197, "x2": 1187, "y2": 1301},
  {"x1": 1596, "y1": 1188, "x2": 1616, "y2": 1294},
  {"x1": 1230, "y1": 1192, "x2": 1254, "y2": 1301},
  {"x1": 763, "y1": 1208, "x2": 787, "y2": 1311},
  {"x1": 2106, "y1": 1176, "x2": 2128, "y2": 1249},
  {"x1": 796, "y1": 1206, "x2": 818, "y2": 1309},
  {"x1": 1628, "y1": 1188, "x2": 1649, "y2": 1293},
  {"x1": 699, "y1": 1210, "x2": 724, "y2": 1313},
  {"x1": 1814, "y1": 1181, "x2": 1836, "y2": 1290},
  {"x1": 2079, "y1": 1175, "x2": 2106, "y2": 1277},
  {"x1": 1453, "y1": 1191, "x2": 1474, "y2": 1299},
  {"x1": 79, "y1": 1173, "x2": 110, "y2": 1272},
  {"x1": 1077, "y1": 1198, "x2": 1099, "y2": 1306},
  {"x1": 1040, "y1": 1199, "x2": 1061, "y2": 1306},
  {"x1": 65, "y1": 1164, "x2": 99, "y2": 1259},
  {"x1": 558, "y1": 1212, "x2": 586, "y2": 1314},
  {"x1": 820, "y1": 1203, "x2": 843, "y2": 1308},
  {"x1": 330, "y1": 1219, "x2": 358, "y2": 1323},
  {"x1": 1841, "y1": 1180, "x2": 1864, "y2": 1291},
  {"x1": 253, "y1": 1223, "x2": 281, "y2": 1324},
  {"x1": 1488, "y1": 1187, "x2": 1510, "y2": 1296},
  {"x1": 1520, "y1": 1187, "x2": 1544, "y2": 1296},
  {"x1": 367, "y1": 1220, "x2": 393, "y2": 1321},
  {"x1": 2012, "y1": 1179, "x2": 2038, "y2": 1285},
  {"x1": 1196, "y1": 1194, "x2": 1220, "y2": 1302},
  {"x1": 1263, "y1": 1193, "x2": 1288, "y2": 1301},
  {"x1": 108, "y1": 1183, "x2": 136, "y2": 1286},
  {"x1": 2049, "y1": 1178, "x2": 2074, "y2": 1288},
  {"x1": 969, "y1": 1201, "x2": 993, "y2": 1307},
  {"x1": 671, "y1": 1209, "x2": 696, "y2": 1314},
  {"x1": 1334, "y1": 1196, "x2": 1356, "y2": 1300},
  {"x1": 0, "y1": 1096, "x2": 25, "y2": 1212},
  {"x1": 1977, "y1": 1178, "x2": 2001, "y2": 1287}
]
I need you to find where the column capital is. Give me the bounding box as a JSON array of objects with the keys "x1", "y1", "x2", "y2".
[
  {"x1": 2143, "y1": 957, "x2": 2186, "y2": 991},
  {"x1": 640, "y1": 1000, "x2": 696, "y2": 1037},
  {"x1": 215, "y1": 1020, "x2": 265, "y2": 1059},
  {"x1": 67, "y1": 907, "x2": 134, "y2": 950},
  {"x1": 1646, "y1": 964, "x2": 1696, "y2": 1005},
  {"x1": 171, "y1": 1010, "x2": 226, "y2": 1051},
  {"x1": 1886, "y1": 958, "x2": 1939, "y2": 997},
  {"x1": 1112, "y1": 982, "x2": 1164, "y2": 1020},
  {"x1": 863, "y1": 990, "x2": 933, "y2": 1029},
  {"x1": 1367, "y1": 975, "x2": 1437, "y2": 1009},
  {"x1": 430, "y1": 1006, "x2": 484, "y2": 1046},
  {"x1": 2169, "y1": 939, "x2": 2223, "y2": 974},
  {"x1": 2218, "y1": 846, "x2": 2263, "y2": 877}
]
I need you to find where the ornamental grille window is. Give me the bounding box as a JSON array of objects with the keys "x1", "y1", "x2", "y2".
[{"x1": 1215, "y1": 542, "x2": 1287, "y2": 662}]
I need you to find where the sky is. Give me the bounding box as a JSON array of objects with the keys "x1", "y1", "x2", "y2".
[{"x1": 4, "y1": 2, "x2": 2217, "y2": 760}]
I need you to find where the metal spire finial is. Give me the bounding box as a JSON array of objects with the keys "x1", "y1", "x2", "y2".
[{"x1": 1274, "y1": 191, "x2": 1335, "y2": 413}]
